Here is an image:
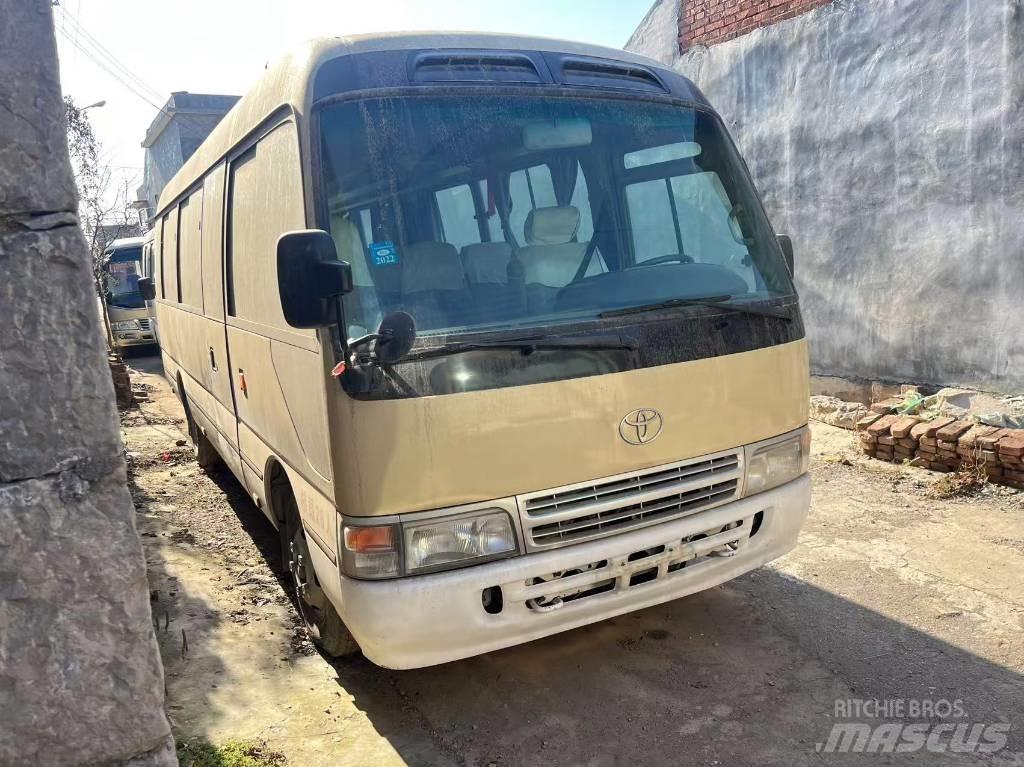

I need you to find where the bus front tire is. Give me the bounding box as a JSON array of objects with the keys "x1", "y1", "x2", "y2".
[{"x1": 284, "y1": 493, "x2": 360, "y2": 659}]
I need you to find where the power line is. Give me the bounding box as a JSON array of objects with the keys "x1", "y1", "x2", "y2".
[
  {"x1": 57, "y1": 6, "x2": 165, "y2": 104},
  {"x1": 55, "y1": 11, "x2": 174, "y2": 123},
  {"x1": 56, "y1": 24, "x2": 165, "y2": 110},
  {"x1": 57, "y1": 26, "x2": 172, "y2": 118}
]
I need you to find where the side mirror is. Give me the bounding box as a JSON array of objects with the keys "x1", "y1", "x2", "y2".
[
  {"x1": 138, "y1": 277, "x2": 156, "y2": 301},
  {"x1": 277, "y1": 229, "x2": 353, "y2": 329},
  {"x1": 777, "y1": 234, "x2": 794, "y2": 276}
]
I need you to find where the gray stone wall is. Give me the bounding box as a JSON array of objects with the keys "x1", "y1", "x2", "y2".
[
  {"x1": 628, "y1": 0, "x2": 1024, "y2": 393},
  {"x1": 0, "y1": 2, "x2": 175, "y2": 764}
]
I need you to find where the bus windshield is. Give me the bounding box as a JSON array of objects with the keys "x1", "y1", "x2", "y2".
[
  {"x1": 103, "y1": 246, "x2": 145, "y2": 309},
  {"x1": 319, "y1": 94, "x2": 794, "y2": 340}
]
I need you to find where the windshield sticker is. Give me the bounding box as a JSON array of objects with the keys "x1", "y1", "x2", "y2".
[{"x1": 370, "y1": 241, "x2": 399, "y2": 266}]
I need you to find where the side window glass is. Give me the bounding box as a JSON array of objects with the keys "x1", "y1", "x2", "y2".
[
  {"x1": 509, "y1": 164, "x2": 556, "y2": 242},
  {"x1": 478, "y1": 180, "x2": 504, "y2": 242},
  {"x1": 435, "y1": 184, "x2": 480, "y2": 251},
  {"x1": 200, "y1": 167, "x2": 226, "y2": 321},
  {"x1": 178, "y1": 190, "x2": 204, "y2": 310},
  {"x1": 157, "y1": 216, "x2": 168, "y2": 298},
  {"x1": 569, "y1": 164, "x2": 594, "y2": 242},
  {"x1": 625, "y1": 180, "x2": 677, "y2": 262},
  {"x1": 670, "y1": 172, "x2": 754, "y2": 287},
  {"x1": 227, "y1": 122, "x2": 308, "y2": 332},
  {"x1": 163, "y1": 208, "x2": 180, "y2": 302}
]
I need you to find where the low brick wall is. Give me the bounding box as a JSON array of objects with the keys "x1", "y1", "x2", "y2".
[{"x1": 857, "y1": 411, "x2": 1024, "y2": 489}]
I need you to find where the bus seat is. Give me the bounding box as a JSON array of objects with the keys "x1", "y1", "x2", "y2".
[
  {"x1": 400, "y1": 242, "x2": 471, "y2": 330},
  {"x1": 461, "y1": 242, "x2": 519, "y2": 320},
  {"x1": 517, "y1": 206, "x2": 604, "y2": 314},
  {"x1": 461, "y1": 242, "x2": 512, "y2": 284}
]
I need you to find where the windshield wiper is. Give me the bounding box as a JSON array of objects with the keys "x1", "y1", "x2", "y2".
[
  {"x1": 395, "y1": 334, "x2": 637, "y2": 363},
  {"x1": 599, "y1": 295, "x2": 792, "y2": 322}
]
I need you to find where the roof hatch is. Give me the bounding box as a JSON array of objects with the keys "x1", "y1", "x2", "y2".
[{"x1": 410, "y1": 51, "x2": 544, "y2": 84}]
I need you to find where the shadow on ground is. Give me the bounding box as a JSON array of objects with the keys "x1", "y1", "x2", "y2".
[{"x1": 216, "y1": 474, "x2": 1023, "y2": 766}]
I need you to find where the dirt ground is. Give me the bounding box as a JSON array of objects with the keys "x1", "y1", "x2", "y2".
[{"x1": 122, "y1": 351, "x2": 1024, "y2": 767}]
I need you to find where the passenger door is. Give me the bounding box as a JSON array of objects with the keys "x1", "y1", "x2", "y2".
[{"x1": 198, "y1": 164, "x2": 245, "y2": 483}]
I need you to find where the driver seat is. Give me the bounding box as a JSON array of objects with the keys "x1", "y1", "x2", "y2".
[{"x1": 516, "y1": 206, "x2": 605, "y2": 313}]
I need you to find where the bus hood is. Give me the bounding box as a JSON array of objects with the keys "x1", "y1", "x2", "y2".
[{"x1": 334, "y1": 339, "x2": 809, "y2": 518}]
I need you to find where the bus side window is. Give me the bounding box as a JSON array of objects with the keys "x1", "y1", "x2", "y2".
[
  {"x1": 508, "y1": 164, "x2": 556, "y2": 243},
  {"x1": 163, "y1": 208, "x2": 180, "y2": 302},
  {"x1": 625, "y1": 179, "x2": 678, "y2": 263},
  {"x1": 669, "y1": 171, "x2": 753, "y2": 287},
  {"x1": 200, "y1": 166, "x2": 226, "y2": 321},
  {"x1": 178, "y1": 189, "x2": 204, "y2": 310},
  {"x1": 157, "y1": 216, "x2": 167, "y2": 299},
  {"x1": 226, "y1": 122, "x2": 309, "y2": 332},
  {"x1": 435, "y1": 184, "x2": 480, "y2": 251}
]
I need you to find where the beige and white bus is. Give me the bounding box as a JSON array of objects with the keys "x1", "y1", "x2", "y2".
[{"x1": 142, "y1": 33, "x2": 810, "y2": 669}]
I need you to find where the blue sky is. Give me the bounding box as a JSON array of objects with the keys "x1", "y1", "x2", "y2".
[{"x1": 54, "y1": 0, "x2": 656, "y2": 204}]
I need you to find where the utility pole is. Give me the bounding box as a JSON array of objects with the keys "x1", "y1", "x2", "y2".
[{"x1": 0, "y1": 2, "x2": 175, "y2": 765}]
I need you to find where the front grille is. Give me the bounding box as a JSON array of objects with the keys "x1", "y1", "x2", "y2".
[
  {"x1": 519, "y1": 451, "x2": 742, "y2": 551},
  {"x1": 138, "y1": 318, "x2": 151, "y2": 330}
]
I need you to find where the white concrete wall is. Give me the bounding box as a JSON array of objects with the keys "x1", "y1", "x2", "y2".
[{"x1": 628, "y1": 0, "x2": 1024, "y2": 393}]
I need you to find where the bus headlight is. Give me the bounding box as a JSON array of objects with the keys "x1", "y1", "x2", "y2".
[
  {"x1": 744, "y1": 429, "x2": 810, "y2": 496},
  {"x1": 403, "y1": 511, "x2": 517, "y2": 574},
  {"x1": 112, "y1": 320, "x2": 141, "y2": 331},
  {"x1": 341, "y1": 510, "x2": 519, "y2": 579}
]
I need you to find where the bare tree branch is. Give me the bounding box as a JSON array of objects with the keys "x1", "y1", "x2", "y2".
[{"x1": 64, "y1": 96, "x2": 143, "y2": 354}]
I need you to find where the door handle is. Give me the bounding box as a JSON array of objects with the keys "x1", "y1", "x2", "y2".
[{"x1": 209, "y1": 347, "x2": 217, "y2": 371}]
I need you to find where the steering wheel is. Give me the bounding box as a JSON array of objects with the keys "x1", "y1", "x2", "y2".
[{"x1": 637, "y1": 254, "x2": 694, "y2": 266}]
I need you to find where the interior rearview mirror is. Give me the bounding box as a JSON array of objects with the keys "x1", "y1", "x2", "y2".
[
  {"x1": 523, "y1": 117, "x2": 592, "y2": 150},
  {"x1": 777, "y1": 234, "x2": 794, "y2": 276},
  {"x1": 138, "y1": 277, "x2": 156, "y2": 301},
  {"x1": 277, "y1": 229, "x2": 353, "y2": 329}
]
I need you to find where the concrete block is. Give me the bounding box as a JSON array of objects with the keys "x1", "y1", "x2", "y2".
[
  {"x1": 0, "y1": 1, "x2": 76, "y2": 214},
  {"x1": 0, "y1": 471, "x2": 173, "y2": 765},
  {"x1": 0, "y1": 2, "x2": 173, "y2": 763},
  {"x1": 0, "y1": 227, "x2": 123, "y2": 483}
]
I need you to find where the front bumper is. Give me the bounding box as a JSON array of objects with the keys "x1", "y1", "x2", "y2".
[
  {"x1": 338, "y1": 474, "x2": 810, "y2": 669},
  {"x1": 113, "y1": 331, "x2": 156, "y2": 347}
]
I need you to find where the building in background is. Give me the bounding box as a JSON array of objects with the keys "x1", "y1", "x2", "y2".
[
  {"x1": 135, "y1": 91, "x2": 239, "y2": 222},
  {"x1": 627, "y1": 0, "x2": 1023, "y2": 394}
]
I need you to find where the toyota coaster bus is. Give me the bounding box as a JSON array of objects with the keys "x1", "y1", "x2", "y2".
[
  {"x1": 141, "y1": 33, "x2": 810, "y2": 669},
  {"x1": 102, "y1": 236, "x2": 157, "y2": 349}
]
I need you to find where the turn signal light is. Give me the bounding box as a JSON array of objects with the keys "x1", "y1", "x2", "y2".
[
  {"x1": 343, "y1": 525, "x2": 395, "y2": 553},
  {"x1": 342, "y1": 523, "x2": 400, "y2": 579}
]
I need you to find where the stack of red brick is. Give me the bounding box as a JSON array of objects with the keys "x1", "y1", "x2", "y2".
[{"x1": 856, "y1": 410, "x2": 1024, "y2": 489}]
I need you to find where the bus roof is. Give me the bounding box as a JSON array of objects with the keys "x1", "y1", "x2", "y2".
[
  {"x1": 156, "y1": 32, "x2": 679, "y2": 215},
  {"x1": 103, "y1": 236, "x2": 145, "y2": 253}
]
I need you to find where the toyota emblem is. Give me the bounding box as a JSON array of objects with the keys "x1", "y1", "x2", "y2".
[{"x1": 619, "y1": 409, "x2": 663, "y2": 445}]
